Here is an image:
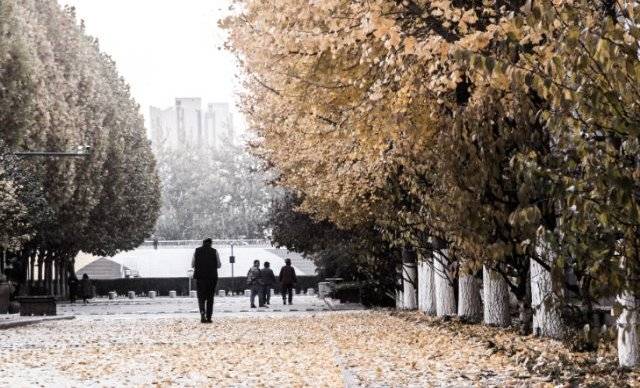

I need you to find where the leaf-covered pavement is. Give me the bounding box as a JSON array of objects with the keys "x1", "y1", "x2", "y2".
[{"x1": 0, "y1": 311, "x2": 638, "y2": 387}]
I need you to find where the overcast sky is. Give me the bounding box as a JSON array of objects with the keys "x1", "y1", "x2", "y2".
[{"x1": 57, "y1": 0, "x2": 243, "y2": 129}]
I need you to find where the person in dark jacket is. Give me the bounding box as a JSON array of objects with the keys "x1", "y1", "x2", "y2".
[
  {"x1": 279, "y1": 258, "x2": 297, "y2": 305},
  {"x1": 80, "y1": 273, "x2": 93, "y2": 304},
  {"x1": 68, "y1": 273, "x2": 79, "y2": 303},
  {"x1": 191, "y1": 238, "x2": 221, "y2": 323},
  {"x1": 247, "y1": 260, "x2": 263, "y2": 308},
  {"x1": 261, "y1": 262, "x2": 276, "y2": 306}
]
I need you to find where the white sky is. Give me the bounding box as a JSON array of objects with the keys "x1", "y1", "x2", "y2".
[{"x1": 57, "y1": 0, "x2": 244, "y2": 130}]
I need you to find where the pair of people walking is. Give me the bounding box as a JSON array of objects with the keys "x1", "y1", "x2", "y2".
[
  {"x1": 246, "y1": 258, "x2": 297, "y2": 308},
  {"x1": 246, "y1": 260, "x2": 273, "y2": 308}
]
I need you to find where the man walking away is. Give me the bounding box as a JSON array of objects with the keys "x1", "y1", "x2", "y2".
[
  {"x1": 81, "y1": 273, "x2": 93, "y2": 304},
  {"x1": 279, "y1": 258, "x2": 297, "y2": 305},
  {"x1": 192, "y1": 238, "x2": 221, "y2": 323},
  {"x1": 247, "y1": 260, "x2": 263, "y2": 308},
  {"x1": 68, "y1": 272, "x2": 79, "y2": 304},
  {"x1": 261, "y1": 262, "x2": 276, "y2": 306}
]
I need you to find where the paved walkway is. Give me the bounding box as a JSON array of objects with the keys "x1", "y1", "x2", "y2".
[{"x1": 0, "y1": 308, "x2": 554, "y2": 387}]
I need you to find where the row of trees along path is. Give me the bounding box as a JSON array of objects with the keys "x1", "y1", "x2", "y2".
[
  {"x1": 224, "y1": 0, "x2": 640, "y2": 368},
  {"x1": 0, "y1": 1, "x2": 160, "y2": 298}
]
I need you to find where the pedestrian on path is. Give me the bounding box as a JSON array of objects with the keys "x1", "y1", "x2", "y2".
[
  {"x1": 279, "y1": 258, "x2": 297, "y2": 305},
  {"x1": 80, "y1": 273, "x2": 93, "y2": 304},
  {"x1": 247, "y1": 260, "x2": 263, "y2": 308},
  {"x1": 68, "y1": 273, "x2": 79, "y2": 303},
  {"x1": 191, "y1": 238, "x2": 221, "y2": 323},
  {"x1": 261, "y1": 261, "x2": 276, "y2": 306}
]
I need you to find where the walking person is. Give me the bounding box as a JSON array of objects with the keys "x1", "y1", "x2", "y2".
[
  {"x1": 247, "y1": 260, "x2": 263, "y2": 308},
  {"x1": 191, "y1": 238, "x2": 221, "y2": 323},
  {"x1": 68, "y1": 272, "x2": 79, "y2": 304},
  {"x1": 261, "y1": 262, "x2": 276, "y2": 306},
  {"x1": 279, "y1": 258, "x2": 297, "y2": 305},
  {"x1": 80, "y1": 273, "x2": 93, "y2": 304}
]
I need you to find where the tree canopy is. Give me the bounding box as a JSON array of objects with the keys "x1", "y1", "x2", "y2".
[
  {"x1": 0, "y1": 0, "x2": 160, "y2": 286},
  {"x1": 224, "y1": 0, "x2": 640, "y2": 340}
]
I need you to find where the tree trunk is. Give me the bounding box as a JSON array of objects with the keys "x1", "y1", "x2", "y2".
[
  {"x1": 483, "y1": 265, "x2": 510, "y2": 327},
  {"x1": 402, "y1": 247, "x2": 418, "y2": 310},
  {"x1": 29, "y1": 251, "x2": 35, "y2": 289},
  {"x1": 62, "y1": 258, "x2": 69, "y2": 299},
  {"x1": 54, "y1": 260, "x2": 60, "y2": 296},
  {"x1": 396, "y1": 263, "x2": 404, "y2": 309},
  {"x1": 37, "y1": 251, "x2": 44, "y2": 286},
  {"x1": 617, "y1": 292, "x2": 639, "y2": 368},
  {"x1": 530, "y1": 256, "x2": 565, "y2": 338},
  {"x1": 418, "y1": 258, "x2": 437, "y2": 315},
  {"x1": 458, "y1": 271, "x2": 482, "y2": 322},
  {"x1": 434, "y1": 250, "x2": 456, "y2": 317},
  {"x1": 44, "y1": 252, "x2": 52, "y2": 295}
]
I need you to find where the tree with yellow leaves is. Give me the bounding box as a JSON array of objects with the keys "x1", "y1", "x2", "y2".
[{"x1": 225, "y1": 0, "x2": 640, "y2": 367}]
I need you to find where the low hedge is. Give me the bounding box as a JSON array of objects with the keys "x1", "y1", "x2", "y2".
[
  {"x1": 93, "y1": 276, "x2": 319, "y2": 297},
  {"x1": 328, "y1": 281, "x2": 395, "y2": 307}
]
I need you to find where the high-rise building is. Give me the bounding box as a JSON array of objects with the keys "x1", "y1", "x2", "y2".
[
  {"x1": 175, "y1": 97, "x2": 202, "y2": 146},
  {"x1": 149, "y1": 106, "x2": 177, "y2": 148},
  {"x1": 149, "y1": 98, "x2": 235, "y2": 150}
]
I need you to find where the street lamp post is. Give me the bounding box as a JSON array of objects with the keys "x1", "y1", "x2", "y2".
[{"x1": 229, "y1": 243, "x2": 236, "y2": 295}]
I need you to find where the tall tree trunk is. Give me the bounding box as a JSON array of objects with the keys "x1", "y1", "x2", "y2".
[
  {"x1": 530, "y1": 256, "x2": 565, "y2": 338},
  {"x1": 395, "y1": 262, "x2": 404, "y2": 309},
  {"x1": 402, "y1": 247, "x2": 418, "y2": 310},
  {"x1": 617, "y1": 292, "x2": 639, "y2": 368},
  {"x1": 483, "y1": 265, "x2": 511, "y2": 327},
  {"x1": 29, "y1": 251, "x2": 35, "y2": 289},
  {"x1": 62, "y1": 257, "x2": 69, "y2": 299},
  {"x1": 37, "y1": 250, "x2": 44, "y2": 286},
  {"x1": 45, "y1": 252, "x2": 53, "y2": 295},
  {"x1": 458, "y1": 270, "x2": 482, "y2": 322},
  {"x1": 418, "y1": 257, "x2": 436, "y2": 315},
  {"x1": 434, "y1": 250, "x2": 456, "y2": 317}
]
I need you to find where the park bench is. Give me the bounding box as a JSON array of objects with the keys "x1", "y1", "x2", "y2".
[{"x1": 17, "y1": 296, "x2": 56, "y2": 316}]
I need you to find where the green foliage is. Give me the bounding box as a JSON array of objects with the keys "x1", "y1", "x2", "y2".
[
  {"x1": 269, "y1": 192, "x2": 398, "y2": 306},
  {"x1": 0, "y1": 1, "x2": 160, "y2": 290}
]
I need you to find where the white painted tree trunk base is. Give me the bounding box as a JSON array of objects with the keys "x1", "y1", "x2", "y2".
[
  {"x1": 458, "y1": 273, "x2": 482, "y2": 322},
  {"x1": 483, "y1": 266, "x2": 510, "y2": 327},
  {"x1": 434, "y1": 251, "x2": 456, "y2": 317},
  {"x1": 396, "y1": 290, "x2": 404, "y2": 309},
  {"x1": 530, "y1": 258, "x2": 565, "y2": 339},
  {"x1": 617, "y1": 293, "x2": 640, "y2": 368},
  {"x1": 403, "y1": 262, "x2": 418, "y2": 310},
  {"x1": 418, "y1": 259, "x2": 436, "y2": 315}
]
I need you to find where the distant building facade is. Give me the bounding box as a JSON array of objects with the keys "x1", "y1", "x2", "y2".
[{"x1": 150, "y1": 98, "x2": 235, "y2": 149}]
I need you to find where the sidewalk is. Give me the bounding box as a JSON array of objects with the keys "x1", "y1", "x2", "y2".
[
  {"x1": 56, "y1": 295, "x2": 364, "y2": 317},
  {"x1": 0, "y1": 315, "x2": 74, "y2": 330}
]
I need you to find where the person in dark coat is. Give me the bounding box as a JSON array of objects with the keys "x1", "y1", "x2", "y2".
[
  {"x1": 261, "y1": 262, "x2": 276, "y2": 306},
  {"x1": 80, "y1": 273, "x2": 93, "y2": 304},
  {"x1": 246, "y1": 260, "x2": 263, "y2": 308},
  {"x1": 279, "y1": 258, "x2": 297, "y2": 305},
  {"x1": 68, "y1": 273, "x2": 79, "y2": 303},
  {"x1": 191, "y1": 238, "x2": 221, "y2": 323}
]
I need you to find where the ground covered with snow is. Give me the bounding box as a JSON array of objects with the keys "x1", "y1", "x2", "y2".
[{"x1": 0, "y1": 307, "x2": 638, "y2": 387}]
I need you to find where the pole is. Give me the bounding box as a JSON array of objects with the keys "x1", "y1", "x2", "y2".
[
  {"x1": 230, "y1": 243, "x2": 235, "y2": 295},
  {"x1": 231, "y1": 243, "x2": 235, "y2": 278}
]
